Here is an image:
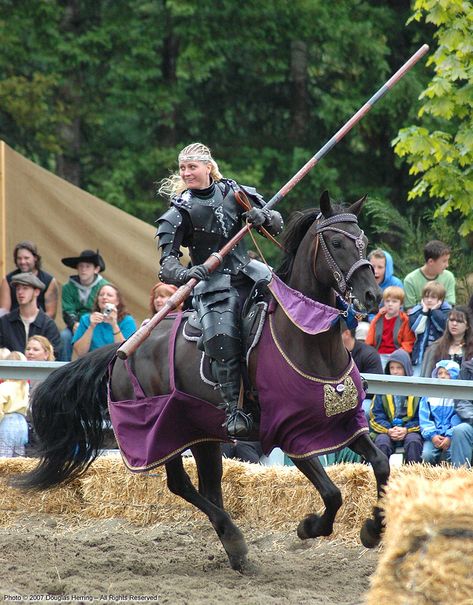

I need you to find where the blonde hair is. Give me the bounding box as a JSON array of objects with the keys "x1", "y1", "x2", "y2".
[
  {"x1": 7, "y1": 351, "x2": 27, "y2": 361},
  {"x1": 383, "y1": 286, "x2": 405, "y2": 303},
  {"x1": 0, "y1": 347, "x2": 11, "y2": 360},
  {"x1": 422, "y1": 280, "x2": 446, "y2": 301},
  {"x1": 26, "y1": 336, "x2": 56, "y2": 361},
  {"x1": 158, "y1": 142, "x2": 223, "y2": 199}
]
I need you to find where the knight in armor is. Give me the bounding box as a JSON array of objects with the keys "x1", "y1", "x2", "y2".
[{"x1": 156, "y1": 142, "x2": 284, "y2": 438}]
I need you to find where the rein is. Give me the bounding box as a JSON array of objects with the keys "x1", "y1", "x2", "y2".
[{"x1": 312, "y1": 213, "x2": 372, "y2": 301}]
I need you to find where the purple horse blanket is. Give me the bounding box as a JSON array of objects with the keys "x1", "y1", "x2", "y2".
[{"x1": 256, "y1": 314, "x2": 369, "y2": 458}]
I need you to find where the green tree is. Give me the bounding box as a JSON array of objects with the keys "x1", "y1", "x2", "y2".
[{"x1": 393, "y1": 0, "x2": 473, "y2": 236}]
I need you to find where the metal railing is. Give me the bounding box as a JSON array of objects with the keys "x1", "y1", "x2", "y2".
[{"x1": 0, "y1": 361, "x2": 472, "y2": 399}]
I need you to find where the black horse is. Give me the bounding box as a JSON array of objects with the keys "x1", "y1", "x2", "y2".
[{"x1": 14, "y1": 191, "x2": 389, "y2": 572}]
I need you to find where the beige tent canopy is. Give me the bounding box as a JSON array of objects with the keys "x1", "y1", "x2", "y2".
[{"x1": 0, "y1": 141, "x2": 185, "y2": 327}]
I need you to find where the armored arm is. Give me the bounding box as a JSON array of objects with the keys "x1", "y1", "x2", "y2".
[
  {"x1": 156, "y1": 206, "x2": 209, "y2": 286},
  {"x1": 240, "y1": 185, "x2": 284, "y2": 236}
]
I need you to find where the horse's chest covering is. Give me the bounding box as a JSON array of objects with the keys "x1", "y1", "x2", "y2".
[{"x1": 256, "y1": 316, "x2": 369, "y2": 458}]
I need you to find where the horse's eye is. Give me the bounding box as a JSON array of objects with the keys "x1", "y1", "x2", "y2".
[{"x1": 332, "y1": 239, "x2": 342, "y2": 249}]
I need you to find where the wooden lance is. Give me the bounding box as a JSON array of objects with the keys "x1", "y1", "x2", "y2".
[{"x1": 117, "y1": 44, "x2": 429, "y2": 360}]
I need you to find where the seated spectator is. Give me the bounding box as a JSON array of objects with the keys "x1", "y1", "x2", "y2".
[
  {"x1": 24, "y1": 336, "x2": 56, "y2": 456},
  {"x1": 150, "y1": 281, "x2": 180, "y2": 314},
  {"x1": 221, "y1": 440, "x2": 263, "y2": 464},
  {"x1": 421, "y1": 306, "x2": 473, "y2": 377},
  {"x1": 0, "y1": 348, "x2": 11, "y2": 360},
  {"x1": 419, "y1": 360, "x2": 461, "y2": 465},
  {"x1": 0, "y1": 240, "x2": 58, "y2": 319},
  {"x1": 72, "y1": 283, "x2": 136, "y2": 357},
  {"x1": 369, "y1": 249, "x2": 404, "y2": 292},
  {"x1": 369, "y1": 349, "x2": 423, "y2": 463},
  {"x1": 403, "y1": 240, "x2": 456, "y2": 311},
  {"x1": 365, "y1": 286, "x2": 415, "y2": 369},
  {"x1": 342, "y1": 324, "x2": 383, "y2": 422},
  {"x1": 0, "y1": 273, "x2": 62, "y2": 360},
  {"x1": 451, "y1": 357, "x2": 473, "y2": 467},
  {"x1": 366, "y1": 249, "x2": 403, "y2": 321},
  {"x1": 408, "y1": 281, "x2": 451, "y2": 375},
  {"x1": 60, "y1": 249, "x2": 108, "y2": 361},
  {"x1": 25, "y1": 335, "x2": 55, "y2": 361},
  {"x1": 0, "y1": 351, "x2": 29, "y2": 457}
]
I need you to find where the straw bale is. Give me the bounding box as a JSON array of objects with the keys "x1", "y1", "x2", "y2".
[
  {"x1": 0, "y1": 458, "x2": 83, "y2": 525},
  {"x1": 78, "y1": 458, "x2": 382, "y2": 542},
  {"x1": 366, "y1": 466, "x2": 473, "y2": 605}
]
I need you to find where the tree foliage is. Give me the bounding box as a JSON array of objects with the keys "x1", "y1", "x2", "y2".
[
  {"x1": 393, "y1": 0, "x2": 473, "y2": 236},
  {"x1": 1, "y1": 0, "x2": 447, "y2": 272}
]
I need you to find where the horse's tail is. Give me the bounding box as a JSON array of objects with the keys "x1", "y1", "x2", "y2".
[{"x1": 12, "y1": 344, "x2": 119, "y2": 491}]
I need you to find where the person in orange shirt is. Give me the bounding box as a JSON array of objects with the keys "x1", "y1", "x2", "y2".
[{"x1": 365, "y1": 286, "x2": 415, "y2": 369}]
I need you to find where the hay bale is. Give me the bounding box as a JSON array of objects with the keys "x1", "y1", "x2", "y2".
[
  {"x1": 366, "y1": 466, "x2": 473, "y2": 605},
  {"x1": 79, "y1": 458, "x2": 381, "y2": 542},
  {"x1": 0, "y1": 458, "x2": 83, "y2": 525}
]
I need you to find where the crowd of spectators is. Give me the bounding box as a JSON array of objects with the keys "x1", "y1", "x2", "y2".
[{"x1": 1, "y1": 238, "x2": 472, "y2": 469}]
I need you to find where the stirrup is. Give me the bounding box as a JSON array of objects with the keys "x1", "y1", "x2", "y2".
[{"x1": 224, "y1": 409, "x2": 254, "y2": 440}]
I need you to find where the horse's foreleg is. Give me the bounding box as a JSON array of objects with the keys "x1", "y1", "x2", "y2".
[
  {"x1": 349, "y1": 433, "x2": 390, "y2": 548},
  {"x1": 289, "y1": 455, "x2": 342, "y2": 540},
  {"x1": 191, "y1": 442, "x2": 224, "y2": 508},
  {"x1": 165, "y1": 454, "x2": 248, "y2": 572}
]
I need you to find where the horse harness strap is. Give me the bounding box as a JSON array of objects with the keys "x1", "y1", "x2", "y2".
[{"x1": 314, "y1": 213, "x2": 372, "y2": 296}]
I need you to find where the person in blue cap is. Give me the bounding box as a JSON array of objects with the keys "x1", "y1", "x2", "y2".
[{"x1": 419, "y1": 359, "x2": 461, "y2": 465}]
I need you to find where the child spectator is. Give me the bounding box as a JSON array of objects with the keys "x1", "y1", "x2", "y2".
[
  {"x1": 368, "y1": 249, "x2": 403, "y2": 292},
  {"x1": 451, "y1": 357, "x2": 473, "y2": 467},
  {"x1": 369, "y1": 349, "x2": 423, "y2": 463},
  {"x1": 408, "y1": 281, "x2": 451, "y2": 375},
  {"x1": 403, "y1": 240, "x2": 456, "y2": 310},
  {"x1": 365, "y1": 286, "x2": 415, "y2": 368},
  {"x1": 0, "y1": 351, "x2": 29, "y2": 457},
  {"x1": 25, "y1": 335, "x2": 55, "y2": 362},
  {"x1": 60, "y1": 249, "x2": 108, "y2": 361},
  {"x1": 419, "y1": 360, "x2": 461, "y2": 465},
  {"x1": 149, "y1": 281, "x2": 179, "y2": 314}
]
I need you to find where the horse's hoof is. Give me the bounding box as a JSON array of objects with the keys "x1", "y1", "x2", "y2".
[
  {"x1": 228, "y1": 553, "x2": 249, "y2": 573},
  {"x1": 297, "y1": 518, "x2": 310, "y2": 540},
  {"x1": 360, "y1": 519, "x2": 382, "y2": 549},
  {"x1": 297, "y1": 514, "x2": 332, "y2": 540}
]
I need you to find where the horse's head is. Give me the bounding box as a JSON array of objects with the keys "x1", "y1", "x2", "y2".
[{"x1": 312, "y1": 190, "x2": 381, "y2": 314}]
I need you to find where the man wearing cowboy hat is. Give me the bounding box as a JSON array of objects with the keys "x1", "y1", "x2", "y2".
[
  {"x1": 60, "y1": 249, "x2": 108, "y2": 361},
  {"x1": 0, "y1": 272, "x2": 62, "y2": 358}
]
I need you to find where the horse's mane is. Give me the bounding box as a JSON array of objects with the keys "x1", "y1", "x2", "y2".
[{"x1": 276, "y1": 203, "x2": 347, "y2": 283}]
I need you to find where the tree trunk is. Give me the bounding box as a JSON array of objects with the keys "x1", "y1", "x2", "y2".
[
  {"x1": 55, "y1": 0, "x2": 82, "y2": 186},
  {"x1": 289, "y1": 40, "x2": 310, "y2": 145}
]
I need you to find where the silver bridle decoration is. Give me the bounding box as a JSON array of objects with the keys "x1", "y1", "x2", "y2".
[{"x1": 315, "y1": 213, "x2": 372, "y2": 298}]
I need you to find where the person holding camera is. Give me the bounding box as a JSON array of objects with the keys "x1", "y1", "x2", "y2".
[{"x1": 72, "y1": 283, "x2": 136, "y2": 358}]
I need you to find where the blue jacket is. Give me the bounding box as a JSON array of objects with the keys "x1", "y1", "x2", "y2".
[
  {"x1": 367, "y1": 250, "x2": 403, "y2": 320},
  {"x1": 419, "y1": 396, "x2": 461, "y2": 439},
  {"x1": 379, "y1": 250, "x2": 403, "y2": 291},
  {"x1": 419, "y1": 361, "x2": 461, "y2": 439},
  {"x1": 72, "y1": 313, "x2": 136, "y2": 351},
  {"x1": 408, "y1": 301, "x2": 451, "y2": 365}
]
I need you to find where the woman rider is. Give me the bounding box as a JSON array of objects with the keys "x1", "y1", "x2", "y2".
[{"x1": 156, "y1": 142, "x2": 283, "y2": 438}]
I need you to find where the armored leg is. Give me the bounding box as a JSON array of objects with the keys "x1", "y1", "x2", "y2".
[
  {"x1": 210, "y1": 356, "x2": 253, "y2": 439},
  {"x1": 196, "y1": 287, "x2": 253, "y2": 438}
]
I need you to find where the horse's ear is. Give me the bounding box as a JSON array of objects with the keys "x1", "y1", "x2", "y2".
[
  {"x1": 319, "y1": 190, "x2": 333, "y2": 217},
  {"x1": 347, "y1": 194, "x2": 367, "y2": 216}
]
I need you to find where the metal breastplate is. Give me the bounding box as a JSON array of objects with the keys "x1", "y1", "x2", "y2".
[{"x1": 175, "y1": 183, "x2": 249, "y2": 274}]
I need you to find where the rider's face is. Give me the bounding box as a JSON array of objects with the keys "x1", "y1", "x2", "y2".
[{"x1": 179, "y1": 161, "x2": 211, "y2": 190}]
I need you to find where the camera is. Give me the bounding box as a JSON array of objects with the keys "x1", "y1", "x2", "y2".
[{"x1": 102, "y1": 303, "x2": 116, "y2": 317}]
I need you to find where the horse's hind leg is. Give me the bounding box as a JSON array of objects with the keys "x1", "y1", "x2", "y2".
[
  {"x1": 349, "y1": 433, "x2": 390, "y2": 548},
  {"x1": 165, "y1": 449, "x2": 248, "y2": 572},
  {"x1": 289, "y1": 455, "x2": 342, "y2": 540}
]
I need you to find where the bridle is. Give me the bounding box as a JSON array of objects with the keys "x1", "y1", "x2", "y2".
[{"x1": 313, "y1": 213, "x2": 373, "y2": 302}]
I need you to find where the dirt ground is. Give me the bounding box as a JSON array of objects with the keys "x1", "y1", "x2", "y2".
[{"x1": 0, "y1": 513, "x2": 379, "y2": 605}]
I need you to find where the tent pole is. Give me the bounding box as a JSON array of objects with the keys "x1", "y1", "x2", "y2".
[{"x1": 0, "y1": 141, "x2": 5, "y2": 278}]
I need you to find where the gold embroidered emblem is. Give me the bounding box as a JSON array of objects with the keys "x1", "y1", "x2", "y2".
[{"x1": 323, "y1": 377, "x2": 358, "y2": 417}]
